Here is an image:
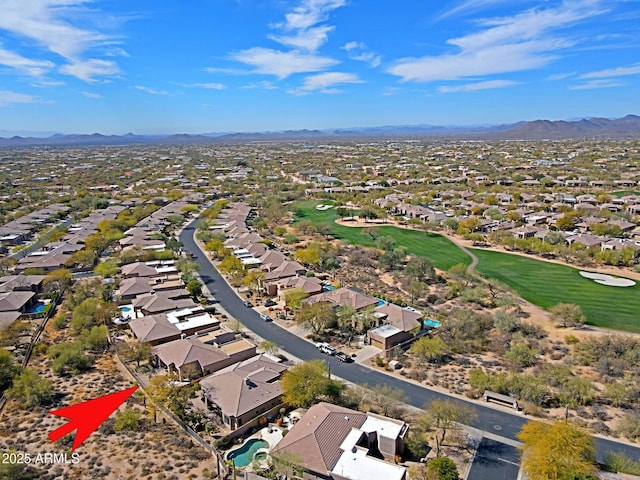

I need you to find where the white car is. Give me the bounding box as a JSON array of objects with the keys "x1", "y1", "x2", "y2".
[
  {"x1": 259, "y1": 313, "x2": 272, "y2": 322},
  {"x1": 316, "y1": 342, "x2": 336, "y2": 355}
]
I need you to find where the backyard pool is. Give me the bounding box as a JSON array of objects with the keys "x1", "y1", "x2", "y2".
[
  {"x1": 423, "y1": 319, "x2": 441, "y2": 328},
  {"x1": 119, "y1": 305, "x2": 134, "y2": 319},
  {"x1": 227, "y1": 439, "x2": 269, "y2": 468},
  {"x1": 27, "y1": 301, "x2": 47, "y2": 314}
]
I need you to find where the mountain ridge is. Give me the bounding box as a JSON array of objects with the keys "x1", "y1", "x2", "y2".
[{"x1": 0, "y1": 115, "x2": 638, "y2": 146}]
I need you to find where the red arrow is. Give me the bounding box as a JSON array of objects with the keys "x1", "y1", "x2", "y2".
[{"x1": 48, "y1": 386, "x2": 139, "y2": 451}]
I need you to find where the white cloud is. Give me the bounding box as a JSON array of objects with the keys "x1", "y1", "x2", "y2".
[
  {"x1": 288, "y1": 71, "x2": 362, "y2": 95},
  {"x1": 59, "y1": 59, "x2": 119, "y2": 82},
  {"x1": 0, "y1": 46, "x2": 54, "y2": 77},
  {"x1": 269, "y1": 25, "x2": 334, "y2": 51},
  {"x1": 193, "y1": 82, "x2": 226, "y2": 90},
  {"x1": 0, "y1": 0, "x2": 122, "y2": 82},
  {"x1": 547, "y1": 72, "x2": 575, "y2": 81},
  {"x1": 104, "y1": 46, "x2": 130, "y2": 58},
  {"x1": 581, "y1": 63, "x2": 640, "y2": 79},
  {"x1": 342, "y1": 41, "x2": 362, "y2": 52},
  {"x1": 267, "y1": 0, "x2": 346, "y2": 53},
  {"x1": 389, "y1": 2, "x2": 603, "y2": 83},
  {"x1": 341, "y1": 41, "x2": 381, "y2": 67},
  {"x1": 81, "y1": 91, "x2": 101, "y2": 98},
  {"x1": 570, "y1": 79, "x2": 624, "y2": 90},
  {"x1": 233, "y1": 48, "x2": 338, "y2": 79},
  {"x1": 241, "y1": 81, "x2": 279, "y2": 90},
  {"x1": 135, "y1": 85, "x2": 170, "y2": 95},
  {"x1": 0, "y1": 90, "x2": 38, "y2": 107},
  {"x1": 438, "y1": 79, "x2": 518, "y2": 93},
  {"x1": 278, "y1": 0, "x2": 347, "y2": 31},
  {"x1": 438, "y1": 0, "x2": 520, "y2": 20}
]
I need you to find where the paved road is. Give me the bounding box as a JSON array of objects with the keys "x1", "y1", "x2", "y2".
[
  {"x1": 467, "y1": 438, "x2": 520, "y2": 480},
  {"x1": 180, "y1": 221, "x2": 640, "y2": 464}
]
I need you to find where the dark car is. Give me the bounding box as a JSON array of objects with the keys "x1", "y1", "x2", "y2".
[
  {"x1": 243, "y1": 300, "x2": 253, "y2": 307},
  {"x1": 263, "y1": 299, "x2": 277, "y2": 307},
  {"x1": 335, "y1": 352, "x2": 353, "y2": 363}
]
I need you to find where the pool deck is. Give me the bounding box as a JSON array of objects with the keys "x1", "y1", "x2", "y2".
[{"x1": 259, "y1": 426, "x2": 283, "y2": 448}]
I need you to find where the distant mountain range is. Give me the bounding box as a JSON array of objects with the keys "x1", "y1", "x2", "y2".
[{"x1": 1, "y1": 115, "x2": 638, "y2": 146}]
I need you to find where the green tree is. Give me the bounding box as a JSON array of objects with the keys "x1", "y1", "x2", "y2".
[
  {"x1": 295, "y1": 302, "x2": 336, "y2": 334},
  {"x1": 65, "y1": 248, "x2": 97, "y2": 268},
  {"x1": 186, "y1": 279, "x2": 203, "y2": 299},
  {"x1": 281, "y1": 360, "x2": 341, "y2": 408},
  {"x1": 0, "y1": 348, "x2": 19, "y2": 392},
  {"x1": 427, "y1": 457, "x2": 460, "y2": 480},
  {"x1": 505, "y1": 341, "x2": 537, "y2": 368},
  {"x1": 260, "y1": 340, "x2": 279, "y2": 355},
  {"x1": 556, "y1": 376, "x2": 595, "y2": 419},
  {"x1": 43, "y1": 268, "x2": 73, "y2": 293},
  {"x1": 422, "y1": 399, "x2": 477, "y2": 457},
  {"x1": 405, "y1": 257, "x2": 435, "y2": 283},
  {"x1": 293, "y1": 245, "x2": 321, "y2": 266},
  {"x1": 94, "y1": 260, "x2": 120, "y2": 278},
  {"x1": 550, "y1": 303, "x2": 586, "y2": 328},
  {"x1": 114, "y1": 407, "x2": 142, "y2": 431},
  {"x1": 6, "y1": 368, "x2": 54, "y2": 407},
  {"x1": 365, "y1": 384, "x2": 407, "y2": 418},
  {"x1": 410, "y1": 336, "x2": 449, "y2": 364},
  {"x1": 284, "y1": 288, "x2": 309, "y2": 310},
  {"x1": 219, "y1": 255, "x2": 243, "y2": 275},
  {"x1": 48, "y1": 341, "x2": 91, "y2": 375},
  {"x1": 147, "y1": 373, "x2": 190, "y2": 419},
  {"x1": 376, "y1": 235, "x2": 396, "y2": 252},
  {"x1": 517, "y1": 420, "x2": 596, "y2": 480},
  {"x1": 379, "y1": 248, "x2": 406, "y2": 272},
  {"x1": 118, "y1": 340, "x2": 152, "y2": 368},
  {"x1": 69, "y1": 297, "x2": 99, "y2": 334},
  {"x1": 79, "y1": 325, "x2": 109, "y2": 353}
]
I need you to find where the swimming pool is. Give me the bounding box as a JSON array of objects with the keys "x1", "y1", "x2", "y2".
[
  {"x1": 227, "y1": 439, "x2": 269, "y2": 468},
  {"x1": 423, "y1": 319, "x2": 441, "y2": 328},
  {"x1": 27, "y1": 301, "x2": 47, "y2": 313},
  {"x1": 119, "y1": 305, "x2": 134, "y2": 320}
]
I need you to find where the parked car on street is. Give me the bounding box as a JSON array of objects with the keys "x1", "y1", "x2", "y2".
[
  {"x1": 259, "y1": 313, "x2": 272, "y2": 322},
  {"x1": 335, "y1": 352, "x2": 353, "y2": 363},
  {"x1": 243, "y1": 300, "x2": 254, "y2": 307},
  {"x1": 315, "y1": 342, "x2": 336, "y2": 355}
]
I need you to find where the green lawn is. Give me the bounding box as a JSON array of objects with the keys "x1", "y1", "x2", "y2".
[
  {"x1": 472, "y1": 248, "x2": 640, "y2": 332},
  {"x1": 293, "y1": 200, "x2": 640, "y2": 333},
  {"x1": 293, "y1": 200, "x2": 470, "y2": 271},
  {"x1": 611, "y1": 190, "x2": 640, "y2": 197}
]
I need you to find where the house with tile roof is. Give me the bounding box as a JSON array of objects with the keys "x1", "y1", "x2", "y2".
[
  {"x1": 199, "y1": 354, "x2": 287, "y2": 430},
  {"x1": 271, "y1": 402, "x2": 407, "y2": 480},
  {"x1": 306, "y1": 287, "x2": 379, "y2": 312},
  {"x1": 152, "y1": 337, "x2": 256, "y2": 380}
]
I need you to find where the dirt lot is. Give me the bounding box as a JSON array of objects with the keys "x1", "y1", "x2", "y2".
[{"x1": 0, "y1": 320, "x2": 218, "y2": 480}]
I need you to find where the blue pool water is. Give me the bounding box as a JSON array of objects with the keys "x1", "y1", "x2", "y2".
[
  {"x1": 120, "y1": 306, "x2": 132, "y2": 313},
  {"x1": 423, "y1": 319, "x2": 441, "y2": 328},
  {"x1": 377, "y1": 299, "x2": 386, "y2": 306},
  {"x1": 227, "y1": 439, "x2": 269, "y2": 468},
  {"x1": 27, "y1": 301, "x2": 46, "y2": 313}
]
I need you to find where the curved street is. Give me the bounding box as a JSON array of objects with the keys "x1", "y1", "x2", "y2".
[{"x1": 180, "y1": 221, "x2": 640, "y2": 464}]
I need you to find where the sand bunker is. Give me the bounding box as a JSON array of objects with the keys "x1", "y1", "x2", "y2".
[{"x1": 580, "y1": 271, "x2": 636, "y2": 287}]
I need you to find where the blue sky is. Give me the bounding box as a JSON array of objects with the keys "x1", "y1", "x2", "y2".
[{"x1": 0, "y1": 0, "x2": 639, "y2": 135}]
